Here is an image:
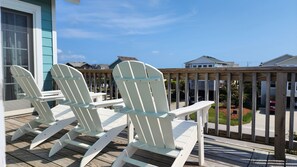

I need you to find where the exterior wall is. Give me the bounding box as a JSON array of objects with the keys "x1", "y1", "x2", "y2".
[{"x1": 20, "y1": 0, "x2": 54, "y2": 90}]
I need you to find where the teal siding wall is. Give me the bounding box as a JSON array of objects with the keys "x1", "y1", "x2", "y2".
[{"x1": 20, "y1": 0, "x2": 53, "y2": 90}]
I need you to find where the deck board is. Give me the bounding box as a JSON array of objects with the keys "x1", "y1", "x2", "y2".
[{"x1": 5, "y1": 113, "x2": 297, "y2": 166}]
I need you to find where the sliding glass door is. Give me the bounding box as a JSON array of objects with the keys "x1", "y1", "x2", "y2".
[{"x1": 1, "y1": 7, "x2": 33, "y2": 110}]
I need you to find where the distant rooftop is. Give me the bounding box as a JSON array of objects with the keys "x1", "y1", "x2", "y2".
[
  {"x1": 260, "y1": 54, "x2": 296, "y2": 67},
  {"x1": 109, "y1": 56, "x2": 138, "y2": 69}
]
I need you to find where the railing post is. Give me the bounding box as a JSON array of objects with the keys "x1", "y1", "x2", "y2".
[{"x1": 274, "y1": 72, "x2": 287, "y2": 160}]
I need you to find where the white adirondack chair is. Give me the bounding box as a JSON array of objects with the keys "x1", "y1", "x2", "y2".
[
  {"x1": 50, "y1": 64, "x2": 127, "y2": 167},
  {"x1": 10, "y1": 65, "x2": 76, "y2": 149},
  {"x1": 112, "y1": 61, "x2": 214, "y2": 167}
]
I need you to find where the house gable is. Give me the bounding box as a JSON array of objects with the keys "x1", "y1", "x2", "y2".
[
  {"x1": 109, "y1": 56, "x2": 138, "y2": 69},
  {"x1": 277, "y1": 56, "x2": 297, "y2": 66},
  {"x1": 260, "y1": 54, "x2": 293, "y2": 66},
  {"x1": 185, "y1": 56, "x2": 224, "y2": 65}
]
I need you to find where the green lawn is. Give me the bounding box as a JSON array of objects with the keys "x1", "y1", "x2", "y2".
[{"x1": 190, "y1": 105, "x2": 252, "y2": 126}]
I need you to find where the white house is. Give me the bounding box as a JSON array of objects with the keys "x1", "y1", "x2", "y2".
[
  {"x1": 260, "y1": 54, "x2": 297, "y2": 106},
  {"x1": 185, "y1": 55, "x2": 238, "y2": 68},
  {"x1": 184, "y1": 56, "x2": 238, "y2": 100}
]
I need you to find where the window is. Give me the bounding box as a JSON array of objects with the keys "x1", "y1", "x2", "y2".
[
  {"x1": 203, "y1": 65, "x2": 207, "y2": 67},
  {"x1": 208, "y1": 65, "x2": 213, "y2": 67},
  {"x1": 198, "y1": 65, "x2": 202, "y2": 68},
  {"x1": 287, "y1": 82, "x2": 297, "y2": 91},
  {"x1": 192, "y1": 65, "x2": 197, "y2": 68},
  {"x1": 2, "y1": 8, "x2": 33, "y2": 100}
]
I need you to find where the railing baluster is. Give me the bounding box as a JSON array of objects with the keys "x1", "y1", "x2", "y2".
[
  {"x1": 89, "y1": 72, "x2": 93, "y2": 92},
  {"x1": 252, "y1": 72, "x2": 257, "y2": 142},
  {"x1": 109, "y1": 74, "x2": 113, "y2": 99},
  {"x1": 185, "y1": 73, "x2": 189, "y2": 107},
  {"x1": 93, "y1": 72, "x2": 97, "y2": 93},
  {"x1": 215, "y1": 73, "x2": 220, "y2": 136},
  {"x1": 194, "y1": 73, "x2": 199, "y2": 102},
  {"x1": 289, "y1": 73, "x2": 296, "y2": 150},
  {"x1": 167, "y1": 73, "x2": 172, "y2": 110},
  {"x1": 204, "y1": 73, "x2": 209, "y2": 133},
  {"x1": 204, "y1": 73, "x2": 209, "y2": 101},
  {"x1": 194, "y1": 73, "x2": 199, "y2": 124},
  {"x1": 115, "y1": 84, "x2": 119, "y2": 99},
  {"x1": 104, "y1": 73, "x2": 107, "y2": 93},
  {"x1": 185, "y1": 73, "x2": 189, "y2": 120},
  {"x1": 265, "y1": 73, "x2": 271, "y2": 144},
  {"x1": 98, "y1": 73, "x2": 102, "y2": 92},
  {"x1": 227, "y1": 73, "x2": 231, "y2": 138},
  {"x1": 176, "y1": 73, "x2": 180, "y2": 109},
  {"x1": 238, "y1": 73, "x2": 244, "y2": 139}
]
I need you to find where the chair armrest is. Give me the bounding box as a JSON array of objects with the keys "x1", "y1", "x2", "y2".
[
  {"x1": 168, "y1": 101, "x2": 214, "y2": 118},
  {"x1": 113, "y1": 103, "x2": 126, "y2": 112},
  {"x1": 90, "y1": 92, "x2": 106, "y2": 101},
  {"x1": 89, "y1": 98, "x2": 124, "y2": 109},
  {"x1": 37, "y1": 94, "x2": 65, "y2": 102},
  {"x1": 17, "y1": 93, "x2": 27, "y2": 98},
  {"x1": 41, "y1": 90, "x2": 62, "y2": 96}
]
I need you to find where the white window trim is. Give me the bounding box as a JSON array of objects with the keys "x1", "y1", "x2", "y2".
[
  {"x1": 0, "y1": 0, "x2": 43, "y2": 89},
  {"x1": 51, "y1": 0, "x2": 57, "y2": 64}
]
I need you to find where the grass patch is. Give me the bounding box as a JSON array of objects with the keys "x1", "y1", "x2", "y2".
[{"x1": 190, "y1": 104, "x2": 252, "y2": 126}]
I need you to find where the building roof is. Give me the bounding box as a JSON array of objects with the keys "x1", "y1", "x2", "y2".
[
  {"x1": 66, "y1": 62, "x2": 91, "y2": 68},
  {"x1": 117, "y1": 56, "x2": 138, "y2": 61},
  {"x1": 93, "y1": 64, "x2": 110, "y2": 69},
  {"x1": 260, "y1": 54, "x2": 294, "y2": 66},
  {"x1": 185, "y1": 56, "x2": 225, "y2": 64},
  {"x1": 109, "y1": 56, "x2": 138, "y2": 69}
]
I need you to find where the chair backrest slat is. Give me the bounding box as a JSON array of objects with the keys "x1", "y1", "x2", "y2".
[
  {"x1": 113, "y1": 61, "x2": 175, "y2": 149},
  {"x1": 10, "y1": 65, "x2": 55, "y2": 123},
  {"x1": 51, "y1": 64, "x2": 103, "y2": 132},
  {"x1": 113, "y1": 62, "x2": 153, "y2": 144}
]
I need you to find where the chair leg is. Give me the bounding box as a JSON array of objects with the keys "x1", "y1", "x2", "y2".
[
  {"x1": 30, "y1": 117, "x2": 76, "y2": 149},
  {"x1": 171, "y1": 130, "x2": 198, "y2": 167},
  {"x1": 112, "y1": 144, "x2": 137, "y2": 167},
  {"x1": 11, "y1": 120, "x2": 41, "y2": 141},
  {"x1": 80, "y1": 124, "x2": 126, "y2": 167},
  {"x1": 49, "y1": 129, "x2": 80, "y2": 157},
  {"x1": 197, "y1": 112, "x2": 204, "y2": 166}
]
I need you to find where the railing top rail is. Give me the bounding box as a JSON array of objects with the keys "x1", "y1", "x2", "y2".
[{"x1": 79, "y1": 66, "x2": 297, "y2": 74}]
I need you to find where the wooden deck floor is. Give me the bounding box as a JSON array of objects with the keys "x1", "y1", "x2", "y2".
[{"x1": 5, "y1": 113, "x2": 297, "y2": 167}]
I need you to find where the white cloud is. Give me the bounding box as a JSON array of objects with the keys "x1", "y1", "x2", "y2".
[
  {"x1": 58, "y1": 49, "x2": 86, "y2": 63},
  {"x1": 152, "y1": 50, "x2": 160, "y2": 54},
  {"x1": 58, "y1": 28, "x2": 107, "y2": 39},
  {"x1": 56, "y1": 1, "x2": 196, "y2": 38}
]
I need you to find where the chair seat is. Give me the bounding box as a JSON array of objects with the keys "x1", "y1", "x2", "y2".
[
  {"x1": 172, "y1": 119, "x2": 197, "y2": 150},
  {"x1": 52, "y1": 104, "x2": 74, "y2": 120},
  {"x1": 97, "y1": 108, "x2": 127, "y2": 131}
]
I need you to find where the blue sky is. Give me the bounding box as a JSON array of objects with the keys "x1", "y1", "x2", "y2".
[{"x1": 56, "y1": 0, "x2": 297, "y2": 68}]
